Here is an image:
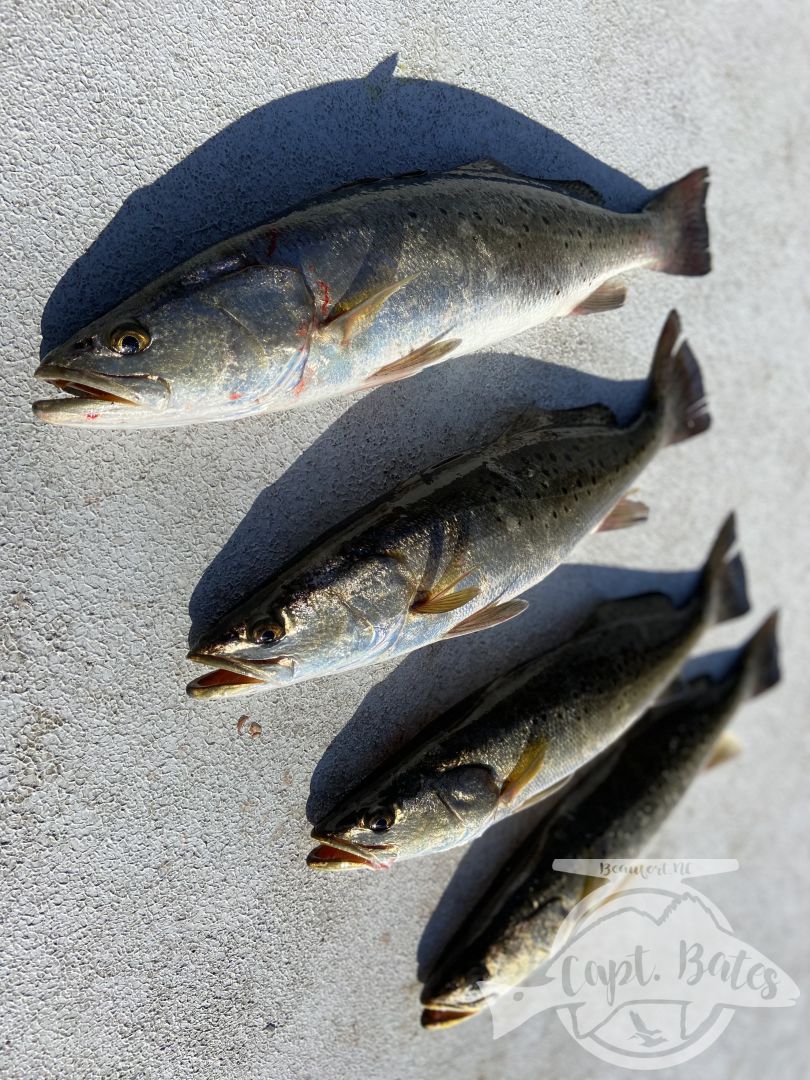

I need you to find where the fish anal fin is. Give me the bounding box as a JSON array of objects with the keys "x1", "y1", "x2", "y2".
[
  {"x1": 445, "y1": 598, "x2": 529, "y2": 639},
  {"x1": 500, "y1": 738, "x2": 548, "y2": 807},
  {"x1": 365, "y1": 337, "x2": 461, "y2": 387},
  {"x1": 571, "y1": 278, "x2": 627, "y2": 316},
  {"x1": 320, "y1": 276, "x2": 416, "y2": 345},
  {"x1": 704, "y1": 731, "x2": 742, "y2": 770},
  {"x1": 596, "y1": 495, "x2": 650, "y2": 533},
  {"x1": 411, "y1": 585, "x2": 480, "y2": 616}
]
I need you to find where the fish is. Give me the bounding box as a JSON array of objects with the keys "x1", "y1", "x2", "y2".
[
  {"x1": 185, "y1": 311, "x2": 709, "y2": 699},
  {"x1": 419, "y1": 612, "x2": 781, "y2": 1029},
  {"x1": 306, "y1": 513, "x2": 749, "y2": 870},
  {"x1": 33, "y1": 161, "x2": 709, "y2": 428}
]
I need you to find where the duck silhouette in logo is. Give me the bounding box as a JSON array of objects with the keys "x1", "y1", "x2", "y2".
[{"x1": 628, "y1": 1010, "x2": 667, "y2": 1047}]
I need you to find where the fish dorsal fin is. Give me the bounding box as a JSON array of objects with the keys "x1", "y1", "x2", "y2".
[
  {"x1": 537, "y1": 179, "x2": 606, "y2": 206},
  {"x1": 453, "y1": 158, "x2": 515, "y2": 174},
  {"x1": 579, "y1": 591, "x2": 677, "y2": 633},
  {"x1": 451, "y1": 163, "x2": 606, "y2": 207},
  {"x1": 498, "y1": 402, "x2": 619, "y2": 443}
]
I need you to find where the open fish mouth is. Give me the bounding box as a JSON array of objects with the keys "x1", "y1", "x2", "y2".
[
  {"x1": 306, "y1": 834, "x2": 394, "y2": 871},
  {"x1": 185, "y1": 652, "x2": 296, "y2": 698},
  {"x1": 420, "y1": 1002, "x2": 484, "y2": 1029},
  {"x1": 32, "y1": 365, "x2": 171, "y2": 424}
]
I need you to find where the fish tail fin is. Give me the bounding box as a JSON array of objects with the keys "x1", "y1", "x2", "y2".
[
  {"x1": 648, "y1": 310, "x2": 710, "y2": 446},
  {"x1": 701, "y1": 513, "x2": 750, "y2": 625},
  {"x1": 645, "y1": 167, "x2": 711, "y2": 276},
  {"x1": 738, "y1": 611, "x2": 781, "y2": 699}
]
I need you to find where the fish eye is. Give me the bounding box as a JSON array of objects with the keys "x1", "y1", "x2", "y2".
[
  {"x1": 108, "y1": 324, "x2": 151, "y2": 355},
  {"x1": 251, "y1": 620, "x2": 284, "y2": 645},
  {"x1": 364, "y1": 807, "x2": 395, "y2": 833}
]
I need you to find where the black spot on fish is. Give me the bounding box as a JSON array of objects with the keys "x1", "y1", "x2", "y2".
[{"x1": 543, "y1": 216, "x2": 550, "y2": 226}]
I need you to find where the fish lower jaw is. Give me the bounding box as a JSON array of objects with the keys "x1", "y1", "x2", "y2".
[
  {"x1": 306, "y1": 836, "x2": 392, "y2": 871},
  {"x1": 185, "y1": 653, "x2": 275, "y2": 698},
  {"x1": 420, "y1": 1003, "x2": 483, "y2": 1029},
  {"x1": 32, "y1": 364, "x2": 168, "y2": 426}
]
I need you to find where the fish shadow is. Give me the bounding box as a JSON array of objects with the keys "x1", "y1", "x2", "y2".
[
  {"x1": 187, "y1": 359, "x2": 649, "y2": 637},
  {"x1": 41, "y1": 53, "x2": 651, "y2": 353},
  {"x1": 413, "y1": 637, "x2": 756, "y2": 983}
]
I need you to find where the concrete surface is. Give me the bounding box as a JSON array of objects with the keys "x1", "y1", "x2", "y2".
[{"x1": 2, "y1": 2, "x2": 809, "y2": 1077}]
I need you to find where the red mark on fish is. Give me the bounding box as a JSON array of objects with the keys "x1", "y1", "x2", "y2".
[
  {"x1": 85, "y1": 412, "x2": 100, "y2": 420},
  {"x1": 314, "y1": 279, "x2": 331, "y2": 318},
  {"x1": 229, "y1": 391, "x2": 242, "y2": 400}
]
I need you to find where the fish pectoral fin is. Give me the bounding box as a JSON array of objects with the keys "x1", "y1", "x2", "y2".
[
  {"x1": 365, "y1": 337, "x2": 462, "y2": 387},
  {"x1": 500, "y1": 737, "x2": 548, "y2": 807},
  {"x1": 319, "y1": 276, "x2": 417, "y2": 346},
  {"x1": 513, "y1": 775, "x2": 572, "y2": 812},
  {"x1": 411, "y1": 584, "x2": 481, "y2": 615},
  {"x1": 444, "y1": 598, "x2": 529, "y2": 638},
  {"x1": 571, "y1": 278, "x2": 627, "y2": 316},
  {"x1": 704, "y1": 730, "x2": 743, "y2": 770},
  {"x1": 595, "y1": 495, "x2": 650, "y2": 532}
]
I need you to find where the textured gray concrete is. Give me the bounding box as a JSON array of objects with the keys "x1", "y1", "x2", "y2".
[{"x1": 3, "y1": 2, "x2": 809, "y2": 1077}]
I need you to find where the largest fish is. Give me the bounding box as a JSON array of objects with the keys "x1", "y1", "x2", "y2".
[
  {"x1": 186, "y1": 312, "x2": 709, "y2": 698},
  {"x1": 33, "y1": 161, "x2": 709, "y2": 427},
  {"x1": 420, "y1": 613, "x2": 781, "y2": 1029}
]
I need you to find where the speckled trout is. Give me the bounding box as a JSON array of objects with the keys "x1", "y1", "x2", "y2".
[
  {"x1": 420, "y1": 613, "x2": 780, "y2": 1029},
  {"x1": 33, "y1": 161, "x2": 709, "y2": 427},
  {"x1": 186, "y1": 312, "x2": 709, "y2": 698},
  {"x1": 306, "y1": 515, "x2": 749, "y2": 870}
]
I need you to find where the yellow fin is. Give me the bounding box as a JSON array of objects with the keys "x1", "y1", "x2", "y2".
[
  {"x1": 596, "y1": 495, "x2": 649, "y2": 532},
  {"x1": 500, "y1": 737, "x2": 548, "y2": 807},
  {"x1": 704, "y1": 731, "x2": 742, "y2": 770},
  {"x1": 365, "y1": 337, "x2": 461, "y2": 387},
  {"x1": 445, "y1": 598, "x2": 529, "y2": 638},
  {"x1": 580, "y1": 875, "x2": 606, "y2": 901},
  {"x1": 571, "y1": 277, "x2": 627, "y2": 316},
  {"x1": 411, "y1": 585, "x2": 480, "y2": 615},
  {"x1": 320, "y1": 277, "x2": 416, "y2": 345}
]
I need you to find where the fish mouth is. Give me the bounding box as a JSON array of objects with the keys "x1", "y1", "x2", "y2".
[
  {"x1": 185, "y1": 652, "x2": 295, "y2": 698},
  {"x1": 420, "y1": 1003, "x2": 483, "y2": 1029},
  {"x1": 33, "y1": 364, "x2": 171, "y2": 425},
  {"x1": 306, "y1": 834, "x2": 394, "y2": 871}
]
